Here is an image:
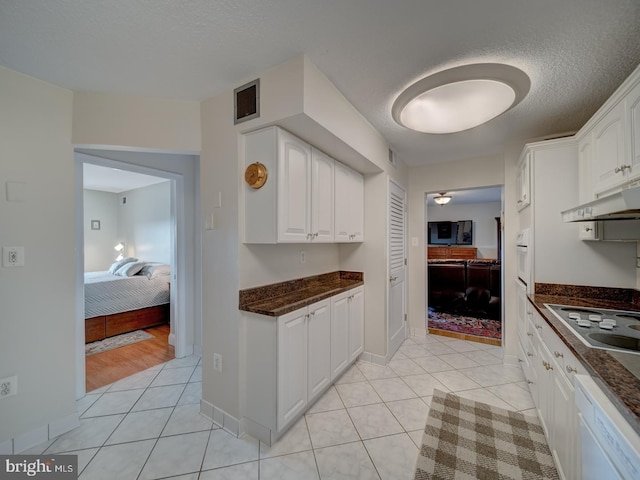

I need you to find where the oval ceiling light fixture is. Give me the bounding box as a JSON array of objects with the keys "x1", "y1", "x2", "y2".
[{"x1": 392, "y1": 63, "x2": 530, "y2": 134}]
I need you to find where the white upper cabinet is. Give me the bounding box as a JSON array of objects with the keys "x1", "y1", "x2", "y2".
[
  {"x1": 592, "y1": 101, "x2": 627, "y2": 195},
  {"x1": 627, "y1": 79, "x2": 640, "y2": 179},
  {"x1": 576, "y1": 65, "x2": 640, "y2": 199},
  {"x1": 577, "y1": 135, "x2": 599, "y2": 240},
  {"x1": 310, "y1": 148, "x2": 334, "y2": 242},
  {"x1": 244, "y1": 126, "x2": 363, "y2": 244},
  {"x1": 277, "y1": 130, "x2": 313, "y2": 242},
  {"x1": 516, "y1": 150, "x2": 530, "y2": 211},
  {"x1": 334, "y1": 161, "x2": 364, "y2": 242}
]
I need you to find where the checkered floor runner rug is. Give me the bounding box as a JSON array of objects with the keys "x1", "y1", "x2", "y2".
[{"x1": 414, "y1": 390, "x2": 559, "y2": 480}]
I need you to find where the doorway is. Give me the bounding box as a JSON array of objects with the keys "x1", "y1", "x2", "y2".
[
  {"x1": 425, "y1": 186, "x2": 503, "y2": 345},
  {"x1": 74, "y1": 147, "x2": 201, "y2": 398}
]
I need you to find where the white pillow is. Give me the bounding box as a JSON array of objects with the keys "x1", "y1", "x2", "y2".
[
  {"x1": 108, "y1": 257, "x2": 138, "y2": 274},
  {"x1": 115, "y1": 261, "x2": 146, "y2": 277},
  {"x1": 139, "y1": 263, "x2": 171, "y2": 279}
]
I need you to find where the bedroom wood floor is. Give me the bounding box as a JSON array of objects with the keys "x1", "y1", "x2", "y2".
[{"x1": 85, "y1": 324, "x2": 174, "y2": 392}]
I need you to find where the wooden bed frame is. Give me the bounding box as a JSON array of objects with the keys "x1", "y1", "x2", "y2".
[{"x1": 85, "y1": 304, "x2": 169, "y2": 343}]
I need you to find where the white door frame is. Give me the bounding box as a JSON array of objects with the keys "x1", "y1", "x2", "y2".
[{"x1": 74, "y1": 147, "x2": 199, "y2": 399}]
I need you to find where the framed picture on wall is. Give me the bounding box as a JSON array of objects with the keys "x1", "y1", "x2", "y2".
[{"x1": 91, "y1": 220, "x2": 101, "y2": 230}]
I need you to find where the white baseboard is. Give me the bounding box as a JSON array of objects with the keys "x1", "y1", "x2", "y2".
[
  {"x1": 168, "y1": 333, "x2": 176, "y2": 346},
  {"x1": 359, "y1": 350, "x2": 389, "y2": 366},
  {"x1": 503, "y1": 353, "x2": 519, "y2": 367},
  {"x1": 8, "y1": 412, "x2": 79, "y2": 454},
  {"x1": 200, "y1": 398, "x2": 239, "y2": 436},
  {"x1": 410, "y1": 327, "x2": 428, "y2": 337},
  {"x1": 0, "y1": 439, "x2": 13, "y2": 455}
]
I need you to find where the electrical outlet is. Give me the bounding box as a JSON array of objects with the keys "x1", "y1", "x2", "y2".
[
  {"x1": 0, "y1": 376, "x2": 17, "y2": 399},
  {"x1": 2, "y1": 247, "x2": 25, "y2": 267},
  {"x1": 213, "y1": 353, "x2": 222, "y2": 372}
]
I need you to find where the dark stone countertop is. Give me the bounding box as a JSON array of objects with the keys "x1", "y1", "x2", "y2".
[
  {"x1": 239, "y1": 271, "x2": 363, "y2": 317},
  {"x1": 528, "y1": 294, "x2": 640, "y2": 435}
]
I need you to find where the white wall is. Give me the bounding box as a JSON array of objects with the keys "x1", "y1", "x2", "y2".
[
  {"x1": 427, "y1": 201, "x2": 501, "y2": 258},
  {"x1": 72, "y1": 92, "x2": 201, "y2": 152},
  {"x1": 119, "y1": 181, "x2": 172, "y2": 264},
  {"x1": 83, "y1": 189, "x2": 119, "y2": 271},
  {"x1": 407, "y1": 154, "x2": 505, "y2": 336},
  {"x1": 0, "y1": 67, "x2": 76, "y2": 445}
]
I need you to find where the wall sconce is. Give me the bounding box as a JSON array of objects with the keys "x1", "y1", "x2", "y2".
[
  {"x1": 434, "y1": 192, "x2": 452, "y2": 206},
  {"x1": 114, "y1": 242, "x2": 125, "y2": 261}
]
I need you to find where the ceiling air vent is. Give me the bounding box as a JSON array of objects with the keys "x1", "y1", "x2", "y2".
[{"x1": 234, "y1": 79, "x2": 260, "y2": 125}]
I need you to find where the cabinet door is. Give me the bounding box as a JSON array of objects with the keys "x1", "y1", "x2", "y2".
[
  {"x1": 308, "y1": 299, "x2": 331, "y2": 401},
  {"x1": 277, "y1": 308, "x2": 308, "y2": 430},
  {"x1": 349, "y1": 171, "x2": 364, "y2": 241},
  {"x1": 593, "y1": 101, "x2": 626, "y2": 195},
  {"x1": 627, "y1": 80, "x2": 640, "y2": 180},
  {"x1": 334, "y1": 162, "x2": 364, "y2": 242},
  {"x1": 310, "y1": 149, "x2": 334, "y2": 242},
  {"x1": 277, "y1": 130, "x2": 312, "y2": 242},
  {"x1": 536, "y1": 341, "x2": 554, "y2": 440},
  {"x1": 516, "y1": 280, "x2": 528, "y2": 345},
  {"x1": 348, "y1": 287, "x2": 364, "y2": 362},
  {"x1": 334, "y1": 162, "x2": 352, "y2": 242},
  {"x1": 330, "y1": 292, "x2": 350, "y2": 380},
  {"x1": 517, "y1": 151, "x2": 530, "y2": 210},
  {"x1": 553, "y1": 368, "x2": 578, "y2": 480},
  {"x1": 578, "y1": 135, "x2": 594, "y2": 203}
]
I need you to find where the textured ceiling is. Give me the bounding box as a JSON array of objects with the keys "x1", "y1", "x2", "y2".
[{"x1": 1, "y1": 0, "x2": 639, "y2": 166}]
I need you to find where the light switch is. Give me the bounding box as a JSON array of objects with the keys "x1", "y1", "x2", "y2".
[{"x1": 3, "y1": 247, "x2": 25, "y2": 267}]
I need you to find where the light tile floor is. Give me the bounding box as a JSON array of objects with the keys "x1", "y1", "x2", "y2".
[{"x1": 26, "y1": 335, "x2": 536, "y2": 479}]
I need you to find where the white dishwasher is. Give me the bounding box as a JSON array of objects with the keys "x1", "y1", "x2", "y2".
[{"x1": 574, "y1": 375, "x2": 640, "y2": 480}]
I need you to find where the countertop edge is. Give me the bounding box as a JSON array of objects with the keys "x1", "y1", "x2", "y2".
[
  {"x1": 527, "y1": 294, "x2": 640, "y2": 436},
  {"x1": 240, "y1": 280, "x2": 364, "y2": 317}
]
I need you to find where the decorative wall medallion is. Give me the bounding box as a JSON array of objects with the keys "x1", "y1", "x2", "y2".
[{"x1": 244, "y1": 162, "x2": 268, "y2": 189}]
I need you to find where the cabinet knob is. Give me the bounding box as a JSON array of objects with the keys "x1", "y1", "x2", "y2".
[
  {"x1": 585, "y1": 227, "x2": 593, "y2": 232},
  {"x1": 554, "y1": 351, "x2": 563, "y2": 358},
  {"x1": 518, "y1": 358, "x2": 523, "y2": 363},
  {"x1": 527, "y1": 352, "x2": 534, "y2": 357},
  {"x1": 517, "y1": 200, "x2": 523, "y2": 204},
  {"x1": 527, "y1": 380, "x2": 534, "y2": 385},
  {"x1": 615, "y1": 166, "x2": 622, "y2": 173},
  {"x1": 389, "y1": 276, "x2": 398, "y2": 282},
  {"x1": 566, "y1": 365, "x2": 577, "y2": 374},
  {"x1": 535, "y1": 324, "x2": 542, "y2": 330},
  {"x1": 527, "y1": 332, "x2": 533, "y2": 337}
]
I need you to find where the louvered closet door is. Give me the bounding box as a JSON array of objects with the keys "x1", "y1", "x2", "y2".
[{"x1": 388, "y1": 180, "x2": 406, "y2": 358}]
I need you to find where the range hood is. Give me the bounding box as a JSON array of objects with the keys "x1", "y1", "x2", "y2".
[{"x1": 562, "y1": 185, "x2": 640, "y2": 222}]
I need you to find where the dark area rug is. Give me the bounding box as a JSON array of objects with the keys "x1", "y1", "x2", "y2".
[{"x1": 428, "y1": 307, "x2": 501, "y2": 339}]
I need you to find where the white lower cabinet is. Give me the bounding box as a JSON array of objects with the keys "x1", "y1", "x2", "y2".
[
  {"x1": 331, "y1": 286, "x2": 365, "y2": 380},
  {"x1": 277, "y1": 307, "x2": 310, "y2": 429},
  {"x1": 524, "y1": 306, "x2": 587, "y2": 480},
  {"x1": 243, "y1": 287, "x2": 364, "y2": 444},
  {"x1": 307, "y1": 300, "x2": 331, "y2": 401}
]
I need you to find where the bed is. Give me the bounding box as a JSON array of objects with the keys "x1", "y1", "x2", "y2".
[{"x1": 84, "y1": 261, "x2": 171, "y2": 343}]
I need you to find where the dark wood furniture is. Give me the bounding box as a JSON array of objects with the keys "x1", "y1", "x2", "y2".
[
  {"x1": 428, "y1": 246, "x2": 477, "y2": 259},
  {"x1": 85, "y1": 304, "x2": 169, "y2": 343}
]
